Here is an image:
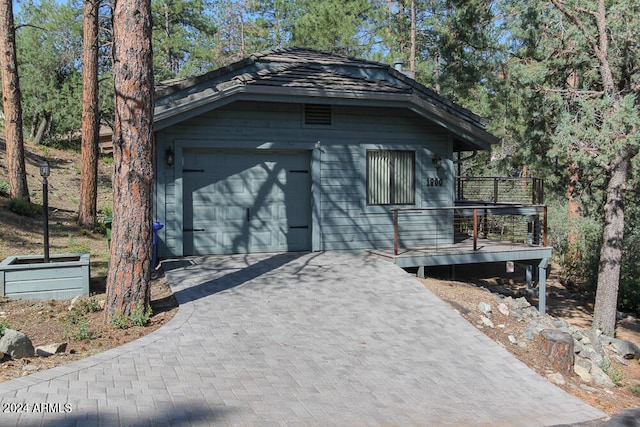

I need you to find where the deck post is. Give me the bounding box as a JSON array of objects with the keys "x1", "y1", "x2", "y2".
[
  {"x1": 538, "y1": 258, "x2": 548, "y2": 314},
  {"x1": 543, "y1": 205, "x2": 548, "y2": 246},
  {"x1": 473, "y1": 208, "x2": 478, "y2": 251},
  {"x1": 393, "y1": 210, "x2": 399, "y2": 256}
]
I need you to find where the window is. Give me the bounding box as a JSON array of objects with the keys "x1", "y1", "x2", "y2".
[{"x1": 367, "y1": 150, "x2": 415, "y2": 205}]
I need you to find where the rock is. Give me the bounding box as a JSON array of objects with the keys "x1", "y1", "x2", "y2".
[
  {"x1": 580, "y1": 384, "x2": 597, "y2": 393},
  {"x1": 478, "y1": 302, "x2": 492, "y2": 314},
  {"x1": 553, "y1": 319, "x2": 569, "y2": 329},
  {"x1": 0, "y1": 329, "x2": 34, "y2": 359},
  {"x1": 522, "y1": 326, "x2": 538, "y2": 341},
  {"x1": 22, "y1": 364, "x2": 39, "y2": 372},
  {"x1": 574, "y1": 364, "x2": 593, "y2": 383},
  {"x1": 68, "y1": 295, "x2": 81, "y2": 311},
  {"x1": 608, "y1": 337, "x2": 640, "y2": 359},
  {"x1": 580, "y1": 346, "x2": 606, "y2": 367},
  {"x1": 509, "y1": 311, "x2": 523, "y2": 321},
  {"x1": 612, "y1": 355, "x2": 628, "y2": 366},
  {"x1": 508, "y1": 335, "x2": 518, "y2": 345},
  {"x1": 514, "y1": 297, "x2": 531, "y2": 308},
  {"x1": 498, "y1": 303, "x2": 510, "y2": 316},
  {"x1": 546, "y1": 372, "x2": 566, "y2": 386},
  {"x1": 590, "y1": 365, "x2": 615, "y2": 388},
  {"x1": 35, "y1": 343, "x2": 67, "y2": 357},
  {"x1": 479, "y1": 315, "x2": 494, "y2": 328}
]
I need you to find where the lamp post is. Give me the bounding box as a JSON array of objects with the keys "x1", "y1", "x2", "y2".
[{"x1": 40, "y1": 161, "x2": 50, "y2": 263}]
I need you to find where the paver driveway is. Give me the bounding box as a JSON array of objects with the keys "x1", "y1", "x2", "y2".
[{"x1": 0, "y1": 252, "x2": 606, "y2": 426}]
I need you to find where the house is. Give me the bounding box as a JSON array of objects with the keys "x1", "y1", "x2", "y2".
[
  {"x1": 153, "y1": 47, "x2": 553, "y2": 310},
  {"x1": 154, "y1": 47, "x2": 501, "y2": 257}
]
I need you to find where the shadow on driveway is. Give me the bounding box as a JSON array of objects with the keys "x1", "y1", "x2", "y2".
[{"x1": 161, "y1": 252, "x2": 309, "y2": 305}]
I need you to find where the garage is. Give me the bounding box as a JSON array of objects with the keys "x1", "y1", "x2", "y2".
[{"x1": 181, "y1": 149, "x2": 312, "y2": 255}]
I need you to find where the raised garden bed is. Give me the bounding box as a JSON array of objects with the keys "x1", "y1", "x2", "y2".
[{"x1": 0, "y1": 253, "x2": 90, "y2": 301}]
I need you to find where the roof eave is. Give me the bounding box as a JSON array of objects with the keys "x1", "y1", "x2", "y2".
[{"x1": 154, "y1": 85, "x2": 499, "y2": 151}]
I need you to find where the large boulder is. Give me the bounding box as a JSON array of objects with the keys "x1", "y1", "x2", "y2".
[
  {"x1": 600, "y1": 336, "x2": 640, "y2": 359},
  {"x1": 0, "y1": 329, "x2": 34, "y2": 359}
]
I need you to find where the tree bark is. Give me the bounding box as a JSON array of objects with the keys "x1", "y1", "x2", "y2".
[
  {"x1": 410, "y1": 0, "x2": 416, "y2": 75},
  {"x1": 33, "y1": 112, "x2": 52, "y2": 146},
  {"x1": 78, "y1": 0, "x2": 101, "y2": 227},
  {"x1": 539, "y1": 329, "x2": 574, "y2": 374},
  {"x1": 593, "y1": 151, "x2": 634, "y2": 335},
  {"x1": 105, "y1": 0, "x2": 154, "y2": 322},
  {"x1": 0, "y1": 0, "x2": 29, "y2": 201},
  {"x1": 567, "y1": 162, "x2": 580, "y2": 249}
]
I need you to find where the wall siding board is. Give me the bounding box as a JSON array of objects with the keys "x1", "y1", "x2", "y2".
[{"x1": 156, "y1": 100, "x2": 456, "y2": 256}]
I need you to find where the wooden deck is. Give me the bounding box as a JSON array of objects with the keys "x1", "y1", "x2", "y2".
[
  {"x1": 366, "y1": 238, "x2": 552, "y2": 314},
  {"x1": 366, "y1": 238, "x2": 552, "y2": 268}
]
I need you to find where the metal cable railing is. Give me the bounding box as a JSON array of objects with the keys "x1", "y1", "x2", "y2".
[
  {"x1": 391, "y1": 204, "x2": 548, "y2": 256},
  {"x1": 456, "y1": 177, "x2": 544, "y2": 205}
]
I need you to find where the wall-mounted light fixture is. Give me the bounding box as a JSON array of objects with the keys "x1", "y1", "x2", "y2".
[
  {"x1": 166, "y1": 146, "x2": 174, "y2": 167},
  {"x1": 432, "y1": 153, "x2": 442, "y2": 170}
]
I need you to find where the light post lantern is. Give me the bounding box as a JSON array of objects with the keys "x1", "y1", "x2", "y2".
[{"x1": 40, "y1": 160, "x2": 50, "y2": 263}]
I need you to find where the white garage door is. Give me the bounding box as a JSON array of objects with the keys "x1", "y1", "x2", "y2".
[{"x1": 182, "y1": 149, "x2": 311, "y2": 255}]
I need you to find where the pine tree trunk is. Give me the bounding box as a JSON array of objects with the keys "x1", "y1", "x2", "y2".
[
  {"x1": 104, "y1": 0, "x2": 154, "y2": 322},
  {"x1": 593, "y1": 151, "x2": 633, "y2": 335},
  {"x1": 410, "y1": 0, "x2": 416, "y2": 75},
  {"x1": 78, "y1": 0, "x2": 101, "y2": 227},
  {"x1": 33, "y1": 113, "x2": 52, "y2": 146},
  {"x1": 567, "y1": 162, "x2": 580, "y2": 248},
  {"x1": 0, "y1": 0, "x2": 29, "y2": 201}
]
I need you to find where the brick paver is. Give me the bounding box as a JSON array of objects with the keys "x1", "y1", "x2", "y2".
[{"x1": 0, "y1": 252, "x2": 606, "y2": 426}]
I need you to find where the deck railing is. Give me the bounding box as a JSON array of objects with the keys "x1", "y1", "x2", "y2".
[
  {"x1": 456, "y1": 177, "x2": 544, "y2": 205},
  {"x1": 391, "y1": 204, "x2": 548, "y2": 256}
]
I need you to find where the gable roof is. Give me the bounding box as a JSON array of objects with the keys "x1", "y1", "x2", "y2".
[{"x1": 154, "y1": 47, "x2": 499, "y2": 151}]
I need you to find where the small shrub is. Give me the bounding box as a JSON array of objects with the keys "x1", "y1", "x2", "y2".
[
  {"x1": 130, "y1": 304, "x2": 153, "y2": 327},
  {"x1": 92, "y1": 218, "x2": 107, "y2": 235},
  {"x1": 601, "y1": 362, "x2": 625, "y2": 386},
  {"x1": 75, "y1": 297, "x2": 102, "y2": 316},
  {"x1": 0, "y1": 180, "x2": 9, "y2": 196},
  {"x1": 630, "y1": 384, "x2": 640, "y2": 396},
  {"x1": 64, "y1": 310, "x2": 81, "y2": 325},
  {"x1": 110, "y1": 312, "x2": 130, "y2": 329},
  {"x1": 99, "y1": 206, "x2": 113, "y2": 217},
  {"x1": 8, "y1": 197, "x2": 41, "y2": 217},
  {"x1": 100, "y1": 154, "x2": 114, "y2": 165},
  {"x1": 109, "y1": 303, "x2": 152, "y2": 329},
  {"x1": 0, "y1": 320, "x2": 11, "y2": 337},
  {"x1": 38, "y1": 145, "x2": 51, "y2": 158},
  {"x1": 64, "y1": 320, "x2": 97, "y2": 341}
]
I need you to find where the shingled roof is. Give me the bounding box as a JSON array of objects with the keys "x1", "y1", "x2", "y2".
[{"x1": 154, "y1": 47, "x2": 499, "y2": 150}]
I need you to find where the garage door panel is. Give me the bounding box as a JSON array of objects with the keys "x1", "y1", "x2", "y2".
[{"x1": 183, "y1": 149, "x2": 311, "y2": 255}]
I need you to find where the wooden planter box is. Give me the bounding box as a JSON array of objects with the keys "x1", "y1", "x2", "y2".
[{"x1": 0, "y1": 253, "x2": 90, "y2": 301}]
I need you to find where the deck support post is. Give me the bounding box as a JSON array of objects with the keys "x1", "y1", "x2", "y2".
[
  {"x1": 393, "y1": 210, "x2": 399, "y2": 256},
  {"x1": 472, "y1": 209, "x2": 478, "y2": 250},
  {"x1": 543, "y1": 205, "x2": 548, "y2": 246},
  {"x1": 525, "y1": 264, "x2": 532, "y2": 289},
  {"x1": 538, "y1": 258, "x2": 548, "y2": 314}
]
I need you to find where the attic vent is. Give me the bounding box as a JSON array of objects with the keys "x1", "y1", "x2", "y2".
[{"x1": 304, "y1": 104, "x2": 332, "y2": 126}]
